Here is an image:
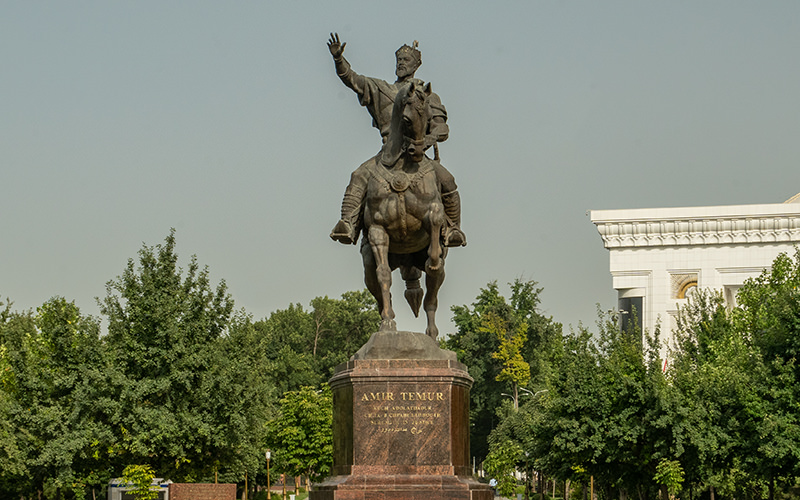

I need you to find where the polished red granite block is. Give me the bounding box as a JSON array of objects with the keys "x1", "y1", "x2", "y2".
[{"x1": 311, "y1": 359, "x2": 491, "y2": 500}]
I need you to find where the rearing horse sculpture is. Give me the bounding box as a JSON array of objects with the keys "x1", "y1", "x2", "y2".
[{"x1": 358, "y1": 82, "x2": 447, "y2": 339}]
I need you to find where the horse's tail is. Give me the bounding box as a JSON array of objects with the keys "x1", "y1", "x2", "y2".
[{"x1": 401, "y1": 265, "x2": 423, "y2": 317}]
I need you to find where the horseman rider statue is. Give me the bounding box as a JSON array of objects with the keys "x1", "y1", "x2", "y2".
[{"x1": 328, "y1": 33, "x2": 466, "y2": 248}]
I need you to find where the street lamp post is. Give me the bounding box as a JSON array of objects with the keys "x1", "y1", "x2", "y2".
[
  {"x1": 503, "y1": 388, "x2": 549, "y2": 410},
  {"x1": 265, "y1": 450, "x2": 271, "y2": 500},
  {"x1": 501, "y1": 392, "x2": 518, "y2": 410}
]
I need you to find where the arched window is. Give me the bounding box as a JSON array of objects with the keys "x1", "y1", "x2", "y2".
[{"x1": 677, "y1": 280, "x2": 698, "y2": 299}]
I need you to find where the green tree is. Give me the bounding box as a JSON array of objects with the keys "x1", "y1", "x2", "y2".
[
  {"x1": 36, "y1": 297, "x2": 115, "y2": 498},
  {"x1": 446, "y1": 279, "x2": 561, "y2": 462},
  {"x1": 480, "y1": 308, "x2": 534, "y2": 499},
  {"x1": 122, "y1": 464, "x2": 159, "y2": 500},
  {"x1": 202, "y1": 311, "x2": 277, "y2": 485},
  {"x1": 256, "y1": 290, "x2": 379, "y2": 394},
  {"x1": 0, "y1": 305, "x2": 39, "y2": 497},
  {"x1": 310, "y1": 290, "x2": 380, "y2": 379},
  {"x1": 485, "y1": 392, "x2": 546, "y2": 500},
  {"x1": 654, "y1": 459, "x2": 684, "y2": 500},
  {"x1": 532, "y1": 312, "x2": 674, "y2": 499},
  {"x1": 0, "y1": 297, "x2": 113, "y2": 499},
  {"x1": 255, "y1": 303, "x2": 319, "y2": 395},
  {"x1": 100, "y1": 230, "x2": 242, "y2": 481},
  {"x1": 0, "y1": 388, "x2": 24, "y2": 478},
  {"x1": 266, "y1": 385, "x2": 334, "y2": 485},
  {"x1": 670, "y1": 288, "x2": 753, "y2": 498},
  {"x1": 0, "y1": 297, "x2": 27, "y2": 494},
  {"x1": 731, "y1": 249, "x2": 800, "y2": 498},
  {"x1": 484, "y1": 439, "x2": 523, "y2": 498},
  {"x1": 483, "y1": 312, "x2": 530, "y2": 410},
  {"x1": 665, "y1": 250, "x2": 800, "y2": 498}
]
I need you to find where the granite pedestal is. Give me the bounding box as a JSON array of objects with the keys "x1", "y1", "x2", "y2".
[{"x1": 311, "y1": 331, "x2": 492, "y2": 500}]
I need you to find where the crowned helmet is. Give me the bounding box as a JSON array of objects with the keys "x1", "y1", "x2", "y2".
[{"x1": 395, "y1": 40, "x2": 422, "y2": 65}]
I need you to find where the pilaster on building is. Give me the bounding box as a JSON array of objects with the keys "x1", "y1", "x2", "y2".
[{"x1": 590, "y1": 194, "x2": 800, "y2": 356}]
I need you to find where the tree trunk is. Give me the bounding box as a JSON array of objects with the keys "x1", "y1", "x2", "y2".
[
  {"x1": 524, "y1": 466, "x2": 532, "y2": 500},
  {"x1": 313, "y1": 324, "x2": 321, "y2": 357},
  {"x1": 709, "y1": 485, "x2": 715, "y2": 500},
  {"x1": 769, "y1": 475, "x2": 775, "y2": 500},
  {"x1": 539, "y1": 473, "x2": 545, "y2": 500}
]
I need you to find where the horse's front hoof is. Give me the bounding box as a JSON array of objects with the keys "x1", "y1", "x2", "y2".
[
  {"x1": 380, "y1": 319, "x2": 397, "y2": 332},
  {"x1": 426, "y1": 325, "x2": 439, "y2": 340}
]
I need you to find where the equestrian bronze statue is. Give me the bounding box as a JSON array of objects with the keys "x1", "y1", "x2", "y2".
[{"x1": 328, "y1": 35, "x2": 465, "y2": 339}]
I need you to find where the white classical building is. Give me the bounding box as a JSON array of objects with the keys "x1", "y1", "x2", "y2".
[{"x1": 590, "y1": 195, "x2": 800, "y2": 350}]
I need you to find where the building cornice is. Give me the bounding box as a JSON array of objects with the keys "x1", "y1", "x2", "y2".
[{"x1": 590, "y1": 203, "x2": 800, "y2": 249}]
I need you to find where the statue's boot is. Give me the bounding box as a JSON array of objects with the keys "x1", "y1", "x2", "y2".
[
  {"x1": 330, "y1": 219, "x2": 356, "y2": 245},
  {"x1": 442, "y1": 190, "x2": 466, "y2": 247},
  {"x1": 330, "y1": 183, "x2": 364, "y2": 245}
]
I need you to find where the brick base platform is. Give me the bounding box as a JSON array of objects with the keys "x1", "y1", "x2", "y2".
[{"x1": 168, "y1": 483, "x2": 236, "y2": 500}]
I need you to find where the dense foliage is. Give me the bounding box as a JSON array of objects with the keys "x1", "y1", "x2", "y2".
[
  {"x1": 6, "y1": 232, "x2": 800, "y2": 500},
  {"x1": 458, "y1": 250, "x2": 800, "y2": 500},
  {"x1": 445, "y1": 279, "x2": 563, "y2": 461},
  {"x1": 0, "y1": 232, "x2": 379, "y2": 499},
  {"x1": 266, "y1": 386, "x2": 333, "y2": 483}
]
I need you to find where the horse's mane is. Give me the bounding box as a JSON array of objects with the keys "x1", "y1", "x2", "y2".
[{"x1": 380, "y1": 82, "x2": 429, "y2": 167}]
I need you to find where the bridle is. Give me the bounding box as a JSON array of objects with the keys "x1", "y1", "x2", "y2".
[{"x1": 401, "y1": 89, "x2": 427, "y2": 156}]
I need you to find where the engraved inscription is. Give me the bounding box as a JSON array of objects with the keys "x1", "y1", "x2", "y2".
[
  {"x1": 358, "y1": 390, "x2": 446, "y2": 434},
  {"x1": 360, "y1": 392, "x2": 394, "y2": 401}
]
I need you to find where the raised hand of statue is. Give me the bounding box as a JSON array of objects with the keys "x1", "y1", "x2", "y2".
[{"x1": 328, "y1": 32, "x2": 346, "y2": 59}]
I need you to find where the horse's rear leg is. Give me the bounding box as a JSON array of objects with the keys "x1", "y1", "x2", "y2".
[{"x1": 368, "y1": 226, "x2": 396, "y2": 331}]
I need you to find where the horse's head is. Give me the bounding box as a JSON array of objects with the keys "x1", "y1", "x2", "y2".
[
  {"x1": 382, "y1": 81, "x2": 432, "y2": 166},
  {"x1": 401, "y1": 81, "x2": 431, "y2": 163}
]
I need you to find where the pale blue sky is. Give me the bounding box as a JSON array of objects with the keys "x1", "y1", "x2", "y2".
[{"x1": 3, "y1": 2, "x2": 799, "y2": 334}]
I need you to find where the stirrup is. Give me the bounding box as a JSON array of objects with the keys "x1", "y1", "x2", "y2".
[{"x1": 444, "y1": 227, "x2": 466, "y2": 247}]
